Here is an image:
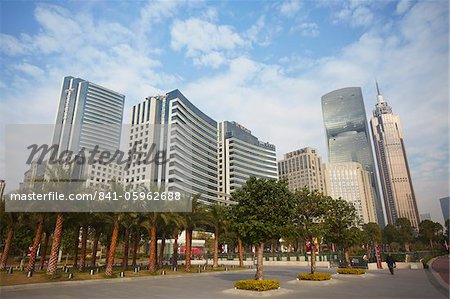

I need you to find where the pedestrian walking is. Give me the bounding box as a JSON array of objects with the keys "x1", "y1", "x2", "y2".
[{"x1": 386, "y1": 253, "x2": 396, "y2": 275}]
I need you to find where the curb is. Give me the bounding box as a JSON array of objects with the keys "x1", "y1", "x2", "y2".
[
  {"x1": 427, "y1": 257, "x2": 449, "y2": 291},
  {"x1": 0, "y1": 268, "x2": 254, "y2": 291}
]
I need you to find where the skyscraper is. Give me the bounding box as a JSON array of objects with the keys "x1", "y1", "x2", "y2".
[
  {"x1": 52, "y1": 76, "x2": 125, "y2": 154},
  {"x1": 439, "y1": 197, "x2": 450, "y2": 221},
  {"x1": 321, "y1": 87, "x2": 384, "y2": 226},
  {"x1": 323, "y1": 162, "x2": 377, "y2": 224},
  {"x1": 51, "y1": 76, "x2": 125, "y2": 186},
  {"x1": 218, "y1": 121, "x2": 278, "y2": 198},
  {"x1": 126, "y1": 90, "x2": 220, "y2": 204},
  {"x1": 278, "y1": 147, "x2": 325, "y2": 193},
  {"x1": 370, "y1": 83, "x2": 420, "y2": 229}
]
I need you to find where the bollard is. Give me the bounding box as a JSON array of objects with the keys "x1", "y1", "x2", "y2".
[
  {"x1": 7, "y1": 267, "x2": 13, "y2": 274},
  {"x1": 120, "y1": 271, "x2": 125, "y2": 277},
  {"x1": 90, "y1": 269, "x2": 95, "y2": 275},
  {"x1": 96, "y1": 268, "x2": 100, "y2": 273},
  {"x1": 174, "y1": 266, "x2": 178, "y2": 272},
  {"x1": 225, "y1": 267, "x2": 228, "y2": 271},
  {"x1": 203, "y1": 265, "x2": 207, "y2": 270},
  {"x1": 68, "y1": 273, "x2": 74, "y2": 279},
  {"x1": 137, "y1": 266, "x2": 141, "y2": 271},
  {"x1": 27, "y1": 271, "x2": 33, "y2": 278},
  {"x1": 20, "y1": 266, "x2": 25, "y2": 271},
  {"x1": 197, "y1": 268, "x2": 201, "y2": 273},
  {"x1": 161, "y1": 270, "x2": 166, "y2": 275},
  {"x1": 64, "y1": 267, "x2": 70, "y2": 273},
  {"x1": 134, "y1": 267, "x2": 139, "y2": 273}
]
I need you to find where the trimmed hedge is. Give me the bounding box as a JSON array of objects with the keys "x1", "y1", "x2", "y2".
[
  {"x1": 337, "y1": 268, "x2": 366, "y2": 275},
  {"x1": 234, "y1": 279, "x2": 280, "y2": 291},
  {"x1": 297, "y1": 272, "x2": 332, "y2": 281}
]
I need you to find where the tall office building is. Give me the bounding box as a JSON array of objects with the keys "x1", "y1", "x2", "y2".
[
  {"x1": 321, "y1": 87, "x2": 384, "y2": 226},
  {"x1": 370, "y1": 83, "x2": 420, "y2": 229},
  {"x1": 126, "y1": 90, "x2": 220, "y2": 204},
  {"x1": 0, "y1": 180, "x2": 5, "y2": 199},
  {"x1": 51, "y1": 76, "x2": 125, "y2": 186},
  {"x1": 323, "y1": 162, "x2": 377, "y2": 224},
  {"x1": 439, "y1": 197, "x2": 450, "y2": 221},
  {"x1": 218, "y1": 121, "x2": 278, "y2": 198},
  {"x1": 52, "y1": 76, "x2": 125, "y2": 154},
  {"x1": 278, "y1": 147, "x2": 325, "y2": 193}
]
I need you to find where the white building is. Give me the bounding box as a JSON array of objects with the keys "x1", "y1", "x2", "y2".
[{"x1": 324, "y1": 162, "x2": 377, "y2": 224}]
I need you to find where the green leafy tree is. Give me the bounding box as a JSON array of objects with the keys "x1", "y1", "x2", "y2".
[
  {"x1": 323, "y1": 198, "x2": 359, "y2": 266},
  {"x1": 231, "y1": 177, "x2": 293, "y2": 280},
  {"x1": 204, "y1": 204, "x2": 230, "y2": 268},
  {"x1": 419, "y1": 220, "x2": 439, "y2": 249},
  {"x1": 383, "y1": 224, "x2": 398, "y2": 245},
  {"x1": 291, "y1": 188, "x2": 330, "y2": 274},
  {"x1": 396, "y1": 218, "x2": 414, "y2": 251}
]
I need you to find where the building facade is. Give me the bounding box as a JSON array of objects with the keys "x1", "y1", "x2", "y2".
[
  {"x1": 323, "y1": 162, "x2": 377, "y2": 224},
  {"x1": 278, "y1": 147, "x2": 325, "y2": 193},
  {"x1": 439, "y1": 197, "x2": 449, "y2": 221},
  {"x1": 218, "y1": 121, "x2": 278, "y2": 198},
  {"x1": 370, "y1": 83, "x2": 420, "y2": 229},
  {"x1": 321, "y1": 87, "x2": 384, "y2": 226},
  {"x1": 126, "y1": 90, "x2": 220, "y2": 204},
  {"x1": 51, "y1": 76, "x2": 125, "y2": 187}
]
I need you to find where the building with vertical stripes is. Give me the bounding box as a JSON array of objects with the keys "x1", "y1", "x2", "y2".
[
  {"x1": 218, "y1": 121, "x2": 278, "y2": 199},
  {"x1": 278, "y1": 147, "x2": 325, "y2": 193},
  {"x1": 127, "y1": 90, "x2": 220, "y2": 204}
]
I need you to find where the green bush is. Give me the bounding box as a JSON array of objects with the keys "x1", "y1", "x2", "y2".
[
  {"x1": 421, "y1": 256, "x2": 433, "y2": 269},
  {"x1": 337, "y1": 268, "x2": 366, "y2": 275},
  {"x1": 234, "y1": 279, "x2": 280, "y2": 291},
  {"x1": 297, "y1": 272, "x2": 331, "y2": 281}
]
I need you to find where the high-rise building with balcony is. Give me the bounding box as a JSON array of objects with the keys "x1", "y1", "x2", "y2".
[
  {"x1": 321, "y1": 87, "x2": 384, "y2": 226},
  {"x1": 126, "y1": 90, "x2": 220, "y2": 204},
  {"x1": 218, "y1": 121, "x2": 278, "y2": 198},
  {"x1": 278, "y1": 147, "x2": 325, "y2": 193},
  {"x1": 370, "y1": 83, "x2": 420, "y2": 228}
]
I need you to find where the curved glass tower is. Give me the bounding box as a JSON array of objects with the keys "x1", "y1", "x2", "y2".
[{"x1": 321, "y1": 87, "x2": 385, "y2": 226}]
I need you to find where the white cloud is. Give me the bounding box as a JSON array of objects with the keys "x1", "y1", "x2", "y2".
[
  {"x1": 396, "y1": 0, "x2": 413, "y2": 14},
  {"x1": 292, "y1": 22, "x2": 320, "y2": 37},
  {"x1": 170, "y1": 18, "x2": 246, "y2": 68},
  {"x1": 334, "y1": 1, "x2": 374, "y2": 27},
  {"x1": 0, "y1": 34, "x2": 29, "y2": 56},
  {"x1": 14, "y1": 62, "x2": 45, "y2": 78},
  {"x1": 279, "y1": 0, "x2": 302, "y2": 17}
]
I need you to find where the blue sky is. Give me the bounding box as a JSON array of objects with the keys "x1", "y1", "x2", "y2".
[{"x1": 0, "y1": 0, "x2": 449, "y2": 222}]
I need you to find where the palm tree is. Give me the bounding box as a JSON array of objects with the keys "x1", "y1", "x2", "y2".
[
  {"x1": 181, "y1": 197, "x2": 207, "y2": 272},
  {"x1": 205, "y1": 204, "x2": 230, "y2": 268},
  {"x1": 105, "y1": 214, "x2": 121, "y2": 276},
  {"x1": 26, "y1": 213, "x2": 46, "y2": 272},
  {"x1": 0, "y1": 201, "x2": 22, "y2": 271},
  {"x1": 47, "y1": 213, "x2": 64, "y2": 275},
  {"x1": 141, "y1": 213, "x2": 158, "y2": 272}
]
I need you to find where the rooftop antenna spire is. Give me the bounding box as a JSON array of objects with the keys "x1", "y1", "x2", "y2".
[{"x1": 376, "y1": 80, "x2": 381, "y2": 96}]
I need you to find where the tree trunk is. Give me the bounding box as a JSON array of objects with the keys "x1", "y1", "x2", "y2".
[
  {"x1": 122, "y1": 226, "x2": 129, "y2": 270},
  {"x1": 0, "y1": 227, "x2": 13, "y2": 270},
  {"x1": 344, "y1": 248, "x2": 350, "y2": 267},
  {"x1": 105, "y1": 235, "x2": 111, "y2": 262},
  {"x1": 148, "y1": 222, "x2": 157, "y2": 272},
  {"x1": 39, "y1": 232, "x2": 50, "y2": 270},
  {"x1": 213, "y1": 228, "x2": 219, "y2": 268},
  {"x1": 47, "y1": 214, "x2": 64, "y2": 275},
  {"x1": 73, "y1": 225, "x2": 80, "y2": 268},
  {"x1": 79, "y1": 224, "x2": 88, "y2": 271},
  {"x1": 27, "y1": 218, "x2": 44, "y2": 272},
  {"x1": 238, "y1": 237, "x2": 244, "y2": 267},
  {"x1": 185, "y1": 229, "x2": 192, "y2": 272},
  {"x1": 158, "y1": 238, "x2": 166, "y2": 267},
  {"x1": 255, "y1": 242, "x2": 264, "y2": 280},
  {"x1": 105, "y1": 219, "x2": 119, "y2": 276},
  {"x1": 173, "y1": 232, "x2": 178, "y2": 267},
  {"x1": 429, "y1": 238, "x2": 434, "y2": 250},
  {"x1": 90, "y1": 232, "x2": 100, "y2": 267},
  {"x1": 131, "y1": 233, "x2": 138, "y2": 268},
  {"x1": 310, "y1": 240, "x2": 316, "y2": 274}
]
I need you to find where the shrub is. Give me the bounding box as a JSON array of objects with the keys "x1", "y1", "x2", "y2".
[
  {"x1": 297, "y1": 272, "x2": 331, "y2": 281},
  {"x1": 234, "y1": 279, "x2": 280, "y2": 291},
  {"x1": 337, "y1": 268, "x2": 366, "y2": 275},
  {"x1": 421, "y1": 256, "x2": 433, "y2": 269}
]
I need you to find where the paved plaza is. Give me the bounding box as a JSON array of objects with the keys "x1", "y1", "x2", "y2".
[{"x1": 1, "y1": 265, "x2": 448, "y2": 299}]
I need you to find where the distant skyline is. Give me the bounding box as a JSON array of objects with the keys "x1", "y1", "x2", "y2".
[{"x1": 0, "y1": 1, "x2": 448, "y2": 222}]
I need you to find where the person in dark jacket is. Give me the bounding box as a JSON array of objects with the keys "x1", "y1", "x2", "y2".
[{"x1": 386, "y1": 253, "x2": 396, "y2": 275}]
